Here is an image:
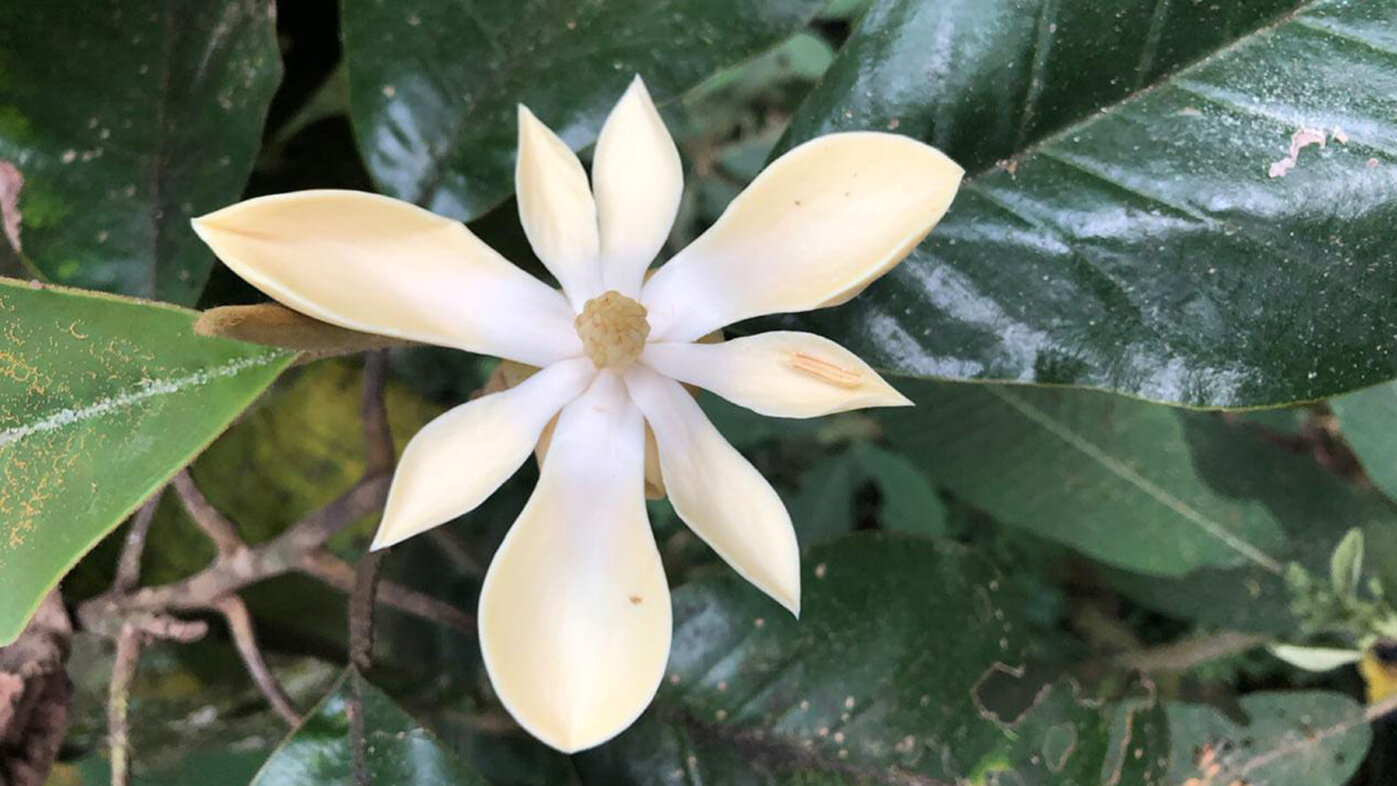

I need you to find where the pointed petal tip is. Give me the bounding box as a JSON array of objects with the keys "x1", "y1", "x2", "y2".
[
  {"x1": 189, "y1": 208, "x2": 228, "y2": 236},
  {"x1": 887, "y1": 387, "x2": 915, "y2": 408},
  {"x1": 782, "y1": 594, "x2": 801, "y2": 620},
  {"x1": 367, "y1": 526, "x2": 399, "y2": 552}
]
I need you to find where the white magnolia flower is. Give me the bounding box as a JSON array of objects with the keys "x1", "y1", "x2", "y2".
[{"x1": 192, "y1": 76, "x2": 962, "y2": 752}]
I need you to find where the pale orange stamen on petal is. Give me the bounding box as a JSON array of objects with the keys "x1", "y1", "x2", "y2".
[{"x1": 790, "y1": 351, "x2": 864, "y2": 388}]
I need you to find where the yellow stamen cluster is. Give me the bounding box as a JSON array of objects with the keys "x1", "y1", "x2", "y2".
[{"x1": 575, "y1": 291, "x2": 650, "y2": 370}]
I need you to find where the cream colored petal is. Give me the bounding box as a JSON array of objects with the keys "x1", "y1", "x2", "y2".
[
  {"x1": 370, "y1": 358, "x2": 596, "y2": 551},
  {"x1": 625, "y1": 365, "x2": 799, "y2": 615},
  {"x1": 192, "y1": 190, "x2": 580, "y2": 367},
  {"x1": 516, "y1": 105, "x2": 602, "y2": 308},
  {"x1": 479, "y1": 371, "x2": 669, "y2": 753},
  {"x1": 593, "y1": 76, "x2": 683, "y2": 296},
  {"x1": 642, "y1": 133, "x2": 964, "y2": 341},
  {"x1": 643, "y1": 331, "x2": 910, "y2": 418}
]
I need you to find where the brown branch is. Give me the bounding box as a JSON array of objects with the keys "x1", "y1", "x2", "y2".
[
  {"x1": 301, "y1": 551, "x2": 475, "y2": 636},
  {"x1": 0, "y1": 592, "x2": 73, "y2": 786},
  {"x1": 214, "y1": 596, "x2": 300, "y2": 727},
  {"x1": 348, "y1": 670, "x2": 370, "y2": 786},
  {"x1": 171, "y1": 470, "x2": 244, "y2": 557},
  {"x1": 107, "y1": 625, "x2": 143, "y2": 786},
  {"x1": 1232, "y1": 690, "x2": 1397, "y2": 778},
  {"x1": 112, "y1": 493, "x2": 163, "y2": 595},
  {"x1": 349, "y1": 553, "x2": 383, "y2": 674},
  {"x1": 360, "y1": 350, "x2": 393, "y2": 476},
  {"x1": 79, "y1": 474, "x2": 390, "y2": 629},
  {"x1": 80, "y1": 356, "x2": 427, "y2": 786},
  {"x1": 127, "y1": 615, "x2": 207, "y2": 643},
  {"x1": 348, "y1": 554, "x2": 382, "y2": 786},
  {"x1": 1113, "y1": 631, "x2": 1267, "y2": 673}
]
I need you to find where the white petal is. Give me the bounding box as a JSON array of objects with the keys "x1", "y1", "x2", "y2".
[
  {"x1": 1268, "y1": 644, "x2": 1362, "y2": 672},
  {"x1": 516, "y1": 105, "x2": 602, "y2": 308},
  {"x1": 479, "y1": 371, "x2": 669, "y2": 753},
  {"x1": 643, "y1": 331, "x2": 911, "y2": 418},
  {"x1": 643, "y1": 133, "x2": 964, "y2": 341},
  {"x1": 593, "y1": 76, "x2": 683, "y2": 296},
  {"x1": 371, "y1": 358, "x2": 596, "y2": 551},
  {"x1": 192, "y1": 190, "x2": 580, "y2": 367},
  {"x1": 624, "y1": 365, "x2": 799, "y2": 615}
]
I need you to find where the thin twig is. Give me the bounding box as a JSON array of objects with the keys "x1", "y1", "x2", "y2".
[
  {"x1": 82, "y1": 357, "x2": 415, "y2": 785},
  {"x1": 214, "y1": 595, "x2": 300, "y2": 727},
  {"x1": 349, "y1": 553, "x2": 383, "y2": 673},
  {"x1": 1234, "y1": 691, "x2": 1397, "y2": 777},
  {"x1": 1114, "y1": 631, "x2": 1267, "y2": 673},
  {"x1": 108, "y1": 625, "x2": 143, "y2": 786},
  {"x1": 348, "y1": 553, "x2": 382, "y2": 786},
  {"x1": 301, "y1": 551, "x2": 475, "y2": 636},
  {"x1": 361, "y1": 350, "x2": 393, "y2": 476},
  {"x1": 348, "y1": 670, "x2": 370, "y2": 786},
  {"x1": 171, "y1": 470, "x2": 244, "y2": 557},
  {"x1": 127, "y1": 615, "x2": 207, "y2": 643},
  {"x1": 80, "y1": 474, "x2": 391, "y2": 627},
  {"x1": 112, "y1": 493, "x2": 163, "y2": 595}
]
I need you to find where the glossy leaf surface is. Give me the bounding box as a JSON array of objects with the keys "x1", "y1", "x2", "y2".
[
  {"x1": 251, "y1": 669, "x2": 491, "y2": 785},
  {"x1": 341, "y1": 0, "x2": 821, "y2": 220},
  {"x1": 881, "y1": 379, "x2": 1397, "y2": 582},
  {"x1": 581, "y1": 534, "x2": 1166, "y2": 785},
  {"x1": 782, "y1": 0, "x2": 1397, "y2": 406},
  {"x1": 0, "y1": 0, "x2": 281, "y2": 304},
  {"x1": 0, "y1": 279, "x2": 290, "y2": 643}
]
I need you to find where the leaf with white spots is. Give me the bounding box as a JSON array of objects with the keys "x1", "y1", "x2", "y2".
[
  {"x1": 782, "y1": 0, "x2": 1397, "y2": 406},
  {"x1": 578, "y1": 534, "x2": 1168, "y2": 785},
  {"x1": 0, "y1": 0, "x2": 282, "y2": 304},
  {"x1": 0, "y1": 278, "x2": 291, "y2": 644}
]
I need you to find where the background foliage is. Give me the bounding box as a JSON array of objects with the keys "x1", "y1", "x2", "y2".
[{"x1": 4, "y1": 0, "x2": 1397, "y2": 784}]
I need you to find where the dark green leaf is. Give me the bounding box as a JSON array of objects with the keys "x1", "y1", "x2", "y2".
[
  {"x1": 785, "y1": 453, "x2": 861, "y2": 545},
  {"x1": 1332, "y1": 381, "x2": 1397, "y2": 500},
  {"x1": 853, "y1": 442, "x2": 947, "y2": 537},
  {"x1": 341, "y1": 0, "x2": 821, "y2": 221},
  {"x1": 878, "y1": 380, "x2": 1397, "y2": 628},
  {"x1": 1166, "y1": 692, "x2": 1370, "y2": 786},
  {"x1": 782, "y1": 0, "x2": 1397, "y2": 406},
  {"x1": 883, "y1": 380, "x2": 1293, "y2": 576},
  {"x1": 0, "y1": 279, "x2": 290, "y2": 644},
  {"x1": 251, "y1": 669, "x2": 491, "y2": 786},
  {"x1": 580, "y1": 533, "x2": 1167, "y2": 785},
  {"x1": 0, "y1": 0, "x2": 282, "y2": 304}
]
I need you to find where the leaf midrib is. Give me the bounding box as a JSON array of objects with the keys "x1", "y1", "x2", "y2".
[
  {"x1": 982, "y1": 385, "x2": 1285, "y2": 574},
  {"x1": 0, "y1": 353, "x2": 285, "y2": 449},
  {"x1": 960, "y1": 0, "x2": 1316, "y2": 183}
]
